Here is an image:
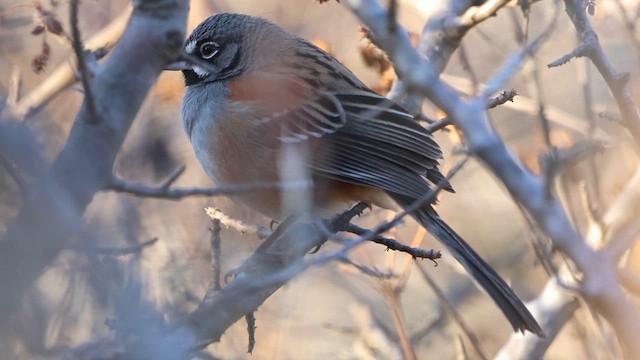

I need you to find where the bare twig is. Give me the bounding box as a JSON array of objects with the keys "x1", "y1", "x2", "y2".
[
  {"x1": 610, "y1": 0, "x2": 640, "y2": 70},
  {"x1": 338, "y1": 257, "x2": 396, "y2": 279},
  {"x1": 0, "y1": 149, "x2": 28, "y2": 196},
  {"x1": 425, "y1": 117, "x2": 452, "y2": 133},
  {"x1": 69, "y1": 0, "x2": 99, "y2": 124},
  {"x1": 380, "y1": 283, "x2": 417, "y2": 360},
  {"x1": 0, "y1": 0, "x2": 188, "y2": 327},
  {"x1": 343, "y1": 0, "x2": 640, "y2": 357},
  {"x1": 111, "y1": 176, "x2": 311, "y2": 201},
  {"x1": 426, "y1": 90, "x2": 518, "y2": 133},
  {"x1": 80, "y1": 237, "x2": 159, "y2": 256},
  {"x1": 486, "y1": 89, "x2": 518, "y2": 109},
  {"x1": 547, "y1": 44, "x2": 589, "y2": 68},
  {"x1": 444, "y1": 0, "x2": 512, "y2": 36},
  {"x1": 342, "y1": 223, "x2": 441, "y2": 260},
  {"x1": 245, "y1": 312, "x2": 256, "y2": 353},
  {"x1": 415, "y1": 261, "x2": 488, "y2": 360},
  {"x1": 2, "y1": 7, "x2": 131, "y2": 120},
  {"x1": 181, "y1": 157, "x2": 468, "y2": 353},
  {"x1": 316, "y1": 156, "x2": 469, "y2": 250},
  {"x1": 480, "y1": 11, "x2": 560, "y2": 99},
  {"x1": 210, "y1": 219, "x2": 222, "y2": 291},
  {"x1": 205, "y1": 208, "x2": 271, "y2": 240},
  {"x1": 563, "y1": 0, "x2": 640, "y2": 148}
]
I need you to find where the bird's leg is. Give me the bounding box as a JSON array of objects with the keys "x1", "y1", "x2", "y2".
[{"x1": 256, "y1": 215, "x2": 297, "y2": 253}]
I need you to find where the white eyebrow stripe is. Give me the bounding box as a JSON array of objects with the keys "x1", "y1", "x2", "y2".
[
  {"x1": 193, "y1": 66, "x2": 209, "y2": 78},
  {"x1": 185, "y1": 40, "x2": 197, "y2": 54}
]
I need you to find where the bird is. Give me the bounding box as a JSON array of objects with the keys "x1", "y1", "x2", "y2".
[{"x1": 171, "y1": 13, "x2": 543, "y2": 337}]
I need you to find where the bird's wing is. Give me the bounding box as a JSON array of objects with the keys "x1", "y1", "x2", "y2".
[{"x1": 256, "y1": 89, "x2": 453, "y2": 198}]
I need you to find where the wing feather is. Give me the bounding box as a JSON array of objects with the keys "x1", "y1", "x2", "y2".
[{"x1": 255, "y1": 89, "x2": 452, "y2": 197}]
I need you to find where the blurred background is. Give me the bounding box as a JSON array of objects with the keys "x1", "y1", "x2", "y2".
[{"x1": 1, "y1": 0, "x2": 639, "y2": 358}]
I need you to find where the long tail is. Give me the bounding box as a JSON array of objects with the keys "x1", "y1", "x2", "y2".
[{"x1": 391, "y1": 195, "x2": 544, "y2": 337}]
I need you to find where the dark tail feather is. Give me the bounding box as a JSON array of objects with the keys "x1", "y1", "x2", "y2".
[{"x1": 392, "y1": 196, "x2": 544, "y2": 337}]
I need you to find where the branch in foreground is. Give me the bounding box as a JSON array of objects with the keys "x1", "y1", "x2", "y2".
[
  {"x1": 425, "y1": 89, "x2": 518, "y2": 133},
  {"x1": 496, "y1": 275, "x2": 579, "y2": 359},
  {"x1": 69, "y1": 0, "x2": 98, "y2": 124},
  {"x1": 343, "y1": 0, "x2": 640, "y2": 357},
  {"x1": 0, "y1": 0, "x2": 188, "y2": 326},
  {"x1": 150, "y1": 157, "x2": 463, "y2": 356},
  {"x1": 111, "y1": 175, "x2": 311, "y2": 200},
  {"x1": 66, "y1": 84, "x2": 467, "y2": 358}
]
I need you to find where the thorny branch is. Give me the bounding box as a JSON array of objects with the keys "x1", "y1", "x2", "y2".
[
  {"x1": 425, "y1": 89, "x2": 518, "y2": 133},
  {"x1": 559, "y1": 0, "x2": 640, "y2": 148},
  {"x1": 344, "y1": 0, "x2": 640, "y2": 358},
  {"x1": 69, "y1": 0, "x2": 98, "y2": 124},
  {"x1": 74, "y1": 153, "x2": 465, "y2": 357}
]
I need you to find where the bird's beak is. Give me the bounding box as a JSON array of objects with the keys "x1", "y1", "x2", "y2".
[{"x1": 165, "y1": 61, "x2": 191, "y2": 71}]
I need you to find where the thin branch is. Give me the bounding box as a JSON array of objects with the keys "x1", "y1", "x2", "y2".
[
  {"x1": 338, "y1": 257, "x2": 396, "y2": 279},
  {"x1": 480, "y1": 9, "x2": 560, "y2": 99},
  {"x1": 1, "y1": 8, "x2": 131, "y2": 120},
  {"x1": 426, "y1": 90, "x2": 518, "y2": 133},
  {"x1": 87, "y1": 237, "x2": 159, "y2": 256},
  {"x1": 610, "y1": 0, "x2": 640, "y2": 71},
  {"x1": 316, "y1": 156, "x2": 469, "y2": 250},
  {"x1": 111, "y1": 176, "x2": 311, "y2": 201},
  {"x1": 69, "y1": 0, "x2": 98, "y2": 124},
  {"x1": 245, "y1": 312, "x2": 256, "y2": 354},
  {"x1": 380, "y1": 282, "x2": 417, "y2": 360},
  {"x1": 448, "y1": 0, "x2": 512, "y2": 32},
  {"x1": 343, "y1": 0, "x2": 640, "y2": 357},
  {"x1": 563, "y1": 0, "x2": 640, "y2": 148},
  {"x1": 595, "y1": 166, "x2": 640, "y2": 261},
  {"x1": 180, "y1": 157, "x2": 468, "y2": 353},
  {"x1": 160, "y1": 165, "x2": 186, "y2": 189},
  {"x1": 425, "y1": 117, "x2": 452, "y2": 133},
  {"x1": 184, "y1": 203, "x2": 374, "y2": 353},
  {"x1": 342, "y1": 223, "x2": 441, "y2": 260},
  {"x1": 205, "y1": 208, "x2": 271, "y2": 240},
  {"x1": 0, "y1": 149, "x2": 28, "y2": 196},
  {"x1": 210, "y1": 219, "x2": 222, "y2": 291},
  {"x1": 486, "y1": 89, "x2": 518, "y2": 109},
  {"x1": 415, "y1": 261, "x2": 488, "y2": 360},
  {"x1": 547, "y1": 44, "x2": 589, "y2": 68}
]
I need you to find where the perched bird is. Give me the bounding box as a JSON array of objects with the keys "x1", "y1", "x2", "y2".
[{"x1": 172, "y1": 13, "x2": 543, "y2": 336}]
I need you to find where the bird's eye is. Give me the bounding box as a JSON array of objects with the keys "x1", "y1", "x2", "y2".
[{"x1": 199, "y1": 41, "x2": 220, "y2": 59}]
